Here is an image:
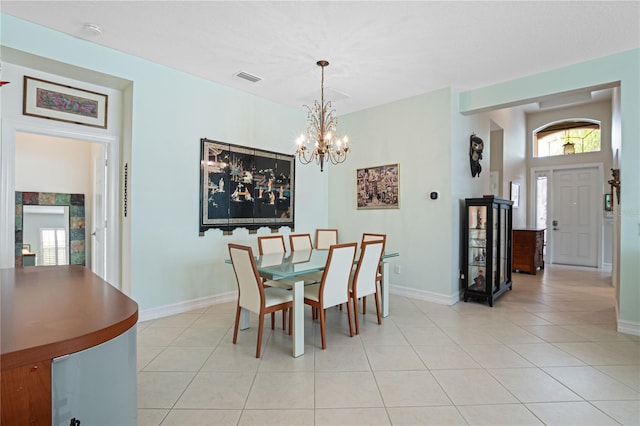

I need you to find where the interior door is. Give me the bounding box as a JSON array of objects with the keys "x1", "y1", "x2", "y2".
[
  {"x1": 551, "y1": 167, "x2": 598, "y2": 267},
  {"x1": 92, "y1": 145, "x2": 107, "y2": 279}
]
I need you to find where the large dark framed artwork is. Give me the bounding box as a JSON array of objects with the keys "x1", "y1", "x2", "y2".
[
  {"x1": 357, "y1": 163, "x2": 399, "y2": 210},
  {"x1": 199, "y1": 138, "x2": 295, "y2": 234}
]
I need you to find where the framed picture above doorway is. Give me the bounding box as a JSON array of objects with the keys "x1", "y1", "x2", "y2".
[{"x1": 23, "y1": 76, "x2": 108, "y2": 129}]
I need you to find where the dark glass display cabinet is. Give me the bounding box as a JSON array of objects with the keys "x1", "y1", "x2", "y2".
[{"x1": 462, "y1": 196, "x2": 513, "y2": 307}]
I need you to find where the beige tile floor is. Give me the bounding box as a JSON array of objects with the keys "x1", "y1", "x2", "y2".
[{"x1": 137, "y1": 265, "x2": 640, "y2": 425}]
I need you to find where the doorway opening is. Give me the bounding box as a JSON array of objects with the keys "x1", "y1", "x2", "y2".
[
  {"x1": 15, "y1": 132, "x2": 110, "y2": 279},
  {"x1": 532, "y1": 165, "x2": 603, "y2": 268}
]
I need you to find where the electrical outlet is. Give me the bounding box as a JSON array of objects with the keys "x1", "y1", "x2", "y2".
[{"x1": 394, "y1": 264, "x2": 401, "y2": 274}]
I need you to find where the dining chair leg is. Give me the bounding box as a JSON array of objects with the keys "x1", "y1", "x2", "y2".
[
  {"x1": 282, "y1": 309, "x2": 286, "y2": 330},
  {"x1": 256, "y1": 313, "x2": 265, "y2": 358},
  {"x1": 271, "y1": 312, "x2": 275, "y2": 330},
  {"x1": 288, "y1": 307, "x2": 293, "y2": 336},
  {"x1": 346, "y1": 298, "x2": 354, "y2": 338},
  {"x1": 362, "y1": 296, "x2": 367, "y2": 315},
  {"x1": 233, "y1": 304, "x2": 241, "y2": 344},
  {"x1": 352, "y1": 295, "x2": 360, "y2": 335},
  {"x1": 319, "y1": 307, "x2": 327, "y2": 349},
  {"x1": 374, "y1": 290, "x2": 382, "y2": 325}
]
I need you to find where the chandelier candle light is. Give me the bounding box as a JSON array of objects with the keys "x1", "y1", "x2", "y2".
[{"x1": 295, "y1": 60, "x2": 350, "y2": 172}]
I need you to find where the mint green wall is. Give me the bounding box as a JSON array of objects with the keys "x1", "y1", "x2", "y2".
[
  {"x1": 1, "y1": 15, "x2": 326, "y2": 312},
  {"x1": 333, "y1": 89, "x2": 457, "y2": 300},
  {"x1": 460, "y1": 49, "x2": 640, "y2": 326}
]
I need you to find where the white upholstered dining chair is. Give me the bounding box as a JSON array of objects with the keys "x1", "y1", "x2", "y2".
[
  {"x1": 288, "y1": 233, "x2": 322, "y2": 284},
  {"x1": 289, "y1": 233, "x2": 313, "y2": 251},
  {"x1": 350, "y1": 240, "x2": 385, "y2": 334},
  {"x1": 315, "y1": 229, "x2": 338, "y2": 249},
  {"x1": 228, "y1": 244, "x2": 293, "y2": 358},
  {"x1": 257, "y1": 235, "x2": 287, "y2": 255},
  {"x1": 361, "y1": 232, "x2": 386, "y2": 246},
  {"x1": 304, "y1": 242, "x2": 357, "y2": 349},
  {"x1": 256, "y1": 234, "x2": 291, "y2": 329},
  {"x1": 361, "y1": 232, "x2": 387, "y2": 280}
]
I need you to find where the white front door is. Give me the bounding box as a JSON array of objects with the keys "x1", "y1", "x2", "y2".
[{"x1": 551, "y1": 167, "x2": 599, "y2": 267}]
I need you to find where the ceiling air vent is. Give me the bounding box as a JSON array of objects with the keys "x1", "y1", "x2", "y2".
[{"x1": 235, "y1": 71, "x2": 262, "y2": 83}]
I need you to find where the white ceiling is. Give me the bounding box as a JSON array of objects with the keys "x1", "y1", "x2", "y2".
[{"x1": 2, "y1": 1, "x2": 639, "y2": 114}]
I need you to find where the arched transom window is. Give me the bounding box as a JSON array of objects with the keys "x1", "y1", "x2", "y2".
[{"x1": 533, "y1": 119, "x2": 601, "y2": 158}]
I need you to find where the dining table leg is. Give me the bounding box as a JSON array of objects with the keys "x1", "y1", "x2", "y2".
[
  {"x1": 292, "y1": 279, "x2": 305, "y2": 357},
  {"x1": 381, "y1": 261, "x2": 390, "y2": 318}
]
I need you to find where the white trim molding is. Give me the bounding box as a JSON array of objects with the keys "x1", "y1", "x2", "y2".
[
  {"x1": 390, "y1": 284, "x2": 459, "y2": 305},
  {"x1": 1, "y1": 118, "x2": 121, "y2": 287},
  {"x1": 617, "y1": 319, "x2": 640, "y2": 337},
  {"x1": 138, "y1": 290, "x2": 238, "y2": 323}
]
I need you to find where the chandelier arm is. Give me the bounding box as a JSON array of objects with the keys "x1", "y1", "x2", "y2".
[{"x1": 296, "y1": 149, "x2": 314, "y2": 164}]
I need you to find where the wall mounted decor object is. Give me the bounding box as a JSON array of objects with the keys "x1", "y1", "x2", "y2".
[
  {"x1": 15, "y1": 191, "x2": 85, "y2": 267},
  {"x1": 23, "y1": 76, "x2": 108, "y2": 129},
  {"x1": 510, "y1": 182, "x2": 520, "y2": 208},
  {"x1": 356, "y1": 163, "x2": 399, "y2": 210},
  {"x1": 608, "y1": 168, "x2": 620, "y2": 205},
  {"x1": 469, "y1": 134, "x2": 484, "y2": 177},
  {"x1": 199, "y1": 138, "x2": 295, "y2": 234},
  {"x1": 604, "y1": 193, "x2": 612, "y2": 212}
]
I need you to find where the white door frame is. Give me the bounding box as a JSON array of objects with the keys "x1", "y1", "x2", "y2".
[
  {"x1": 0, "y1": 118, "x2": 120, "y2": 287},
  {"x1": 529, "y1": 162, "x2": 604, "y2": 268}
]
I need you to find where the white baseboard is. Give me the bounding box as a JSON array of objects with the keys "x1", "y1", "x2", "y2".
[
  {"x1": 617, "y1": 319, "x2": 640, "y2": 336},
  {"x1": 390, "y1": 284, "x2": 459, "y2": 305},
  {"x1": 138, "y1": 290, "x2": 238, "y2": 322}
]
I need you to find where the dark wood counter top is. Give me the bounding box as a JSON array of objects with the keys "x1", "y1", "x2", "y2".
[{"x1": 1, "y1": 265, "x2": 138, "y2": 371}]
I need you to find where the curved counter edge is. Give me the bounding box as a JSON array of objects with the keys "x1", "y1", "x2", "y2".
[{"x1": 1, "y1": 266, "x2": 138, "y2": 425}]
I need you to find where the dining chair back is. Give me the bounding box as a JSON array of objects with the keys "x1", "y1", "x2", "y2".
[
  {"x1": 228, "y1": 243, "x2": 293, "y2": 358},
  {"x1": 258, "y1": 235, "x2": 286, "y2": 255},
  {"x1": 350, "y1": 240, "x2": 384, "y2": 334},
  {"x1": 320, "y1": 243, "x2": 357, "y2": 308},
  {"x1": 289, "y1": 233, "x2": 313, "y2": 251},
  {"x1": 361, "y1": 233, "x2": 387, "y2": 249},
  {"x1": 288, "y1": 234, "x2": 322, "y2": 284},
  {"x1": 361, "y1": 232, "x2": 387, "y2": 276},
  {"x1": 315, "y1": 228, "x2": 338, "y2": 249},
  {"x1": 304, "y1": 242, "x2": 357, "y2": 349}
]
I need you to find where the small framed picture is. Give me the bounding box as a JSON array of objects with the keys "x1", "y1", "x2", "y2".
[
  {"x1": 604, "y1": 193, "x2": 612, "y2": 212},
  {"x1": 510, "y1": 182, "x2": 520, "y2": 208},
  {"x1": 23, "y1": 76, "x2": 108, "y2": 128}
]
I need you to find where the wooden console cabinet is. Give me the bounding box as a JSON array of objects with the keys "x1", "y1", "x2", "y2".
[{"x1": 513, "y1": 228, "x2": 545, "y2": 274}]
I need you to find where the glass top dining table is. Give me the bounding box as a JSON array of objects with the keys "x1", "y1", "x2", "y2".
[{"x1": 227, "y1": 248, "x2": 399, "y2": 357}]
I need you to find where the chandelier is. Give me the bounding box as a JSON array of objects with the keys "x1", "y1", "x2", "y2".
[
  {"x1": 295, "y1": 60, "x2": 350, "y2": 172},
  {"x1": 561, "y1": 131, "x2": 576, "y2": 155}
]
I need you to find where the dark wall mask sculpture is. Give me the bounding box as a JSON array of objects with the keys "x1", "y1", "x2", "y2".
[{"x1": 469, "y1": 134, "x2": 484, "y2": 178}]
